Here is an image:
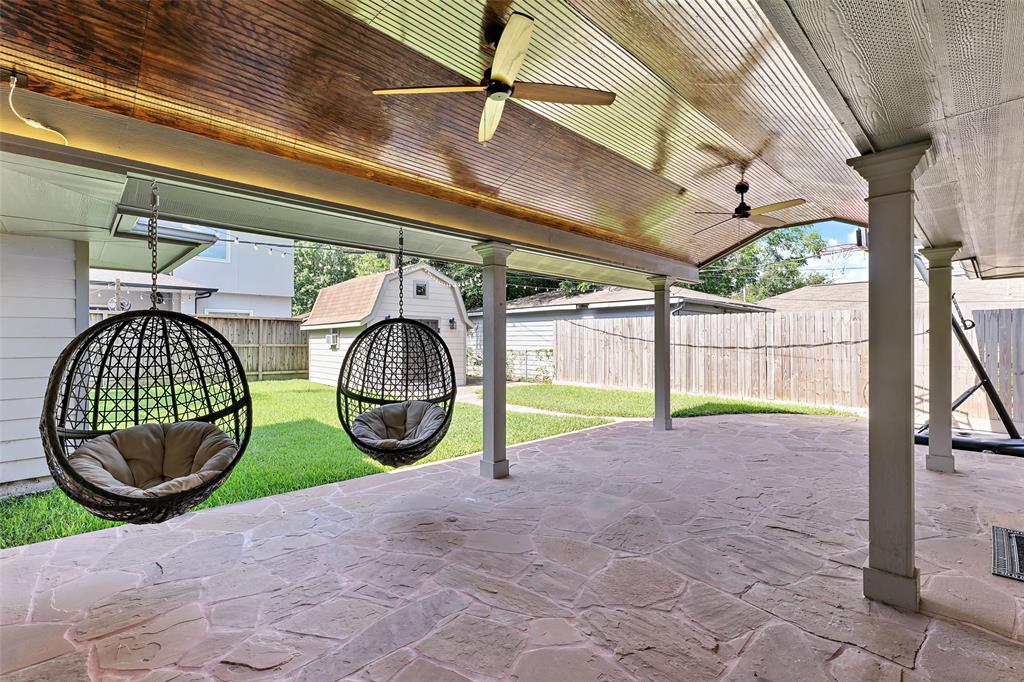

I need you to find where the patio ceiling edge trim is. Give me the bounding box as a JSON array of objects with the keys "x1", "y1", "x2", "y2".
[{"x1": 0, "y1": 93, "x2": 699, "y2": 285}]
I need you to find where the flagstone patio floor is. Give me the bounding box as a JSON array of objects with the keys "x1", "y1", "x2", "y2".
[{"x1": 2, "y1": 415, "x2": 1023, "y2": 681}]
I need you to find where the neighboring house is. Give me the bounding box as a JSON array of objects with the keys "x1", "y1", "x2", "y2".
[
  {"x1": 89, "y1": 269, "x2": 216, "y2": 314},
  {"x1": 170, "y1": 226, "x2": 294, "y2": 317},
  {"x1": 0, "y1": 159, "x2": 219, "y2": 486},
  {"x1": 468, "y1": 285, "x2": 770, "y2": 381},
  {"x1": 758, "y1": 276, "x2": 1024, "y2": 317},
  {"x1": 302, "y1": 264, "x2": 472, "y2": 387}
]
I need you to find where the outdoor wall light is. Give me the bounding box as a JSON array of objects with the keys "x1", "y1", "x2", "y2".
[{"x1": 449, "y1": 317, "x2": 457, "y2": 330}]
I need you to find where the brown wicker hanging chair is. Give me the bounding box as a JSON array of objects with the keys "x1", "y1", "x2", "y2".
[
  {"x1": 38, "y1": 180, "x2": 251, "y2": 524},
  {"x1": 337, "y1": 317, "x2": 457, "y2": 467},
  {"x1": 40, "y1": 309, "x2": 252, "y2": 523}
]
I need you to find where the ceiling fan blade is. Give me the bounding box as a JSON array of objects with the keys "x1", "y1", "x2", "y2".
[
  {"x1": 747, "y1": 214, "x2": 786, "y2": 229},
  {"x1": 373, "y1": 85, "x2": 486, "y2": 95},
  {"x1": 694, "y1": 216, "x2": 736, "y2": 235},
  {"x1": 491, "y1": 12, "x2": 534, "y2": 84},
  {"x1": 747, "y1": 198, "x2": 806, "y2": 216},
  {"x1": 478, "y1": 98, "x2": 506, "y2": 143},
  {"x1": 513, "y1": 82, "x2": 616, "y2": 105}
]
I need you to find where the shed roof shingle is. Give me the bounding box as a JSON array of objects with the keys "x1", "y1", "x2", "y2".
[{"x1": 302, "y1": 270, "x2": 389, "y2": 326}]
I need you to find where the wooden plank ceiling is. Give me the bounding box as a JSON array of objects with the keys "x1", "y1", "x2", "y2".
[{"x1": 0, "y1": 0, "x2": 867, "y2": 267}]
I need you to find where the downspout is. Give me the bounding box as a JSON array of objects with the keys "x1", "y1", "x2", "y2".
[{"x1": 195, "y1": 289, "x2": 214, "y2": 316}]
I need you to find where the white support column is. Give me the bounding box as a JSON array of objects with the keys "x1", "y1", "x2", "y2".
[
  {"x1": 474, "y1": 242, "x2": 516, "y2": 479},
  {"x1": 848, "y1": 140, "x2": 930, "y2": 612},
  {"x1": 649, "y1": 275, "x2": 675, "y2": 431},
  {"x1": 921, "y1": 244, "x2": 961, "y2": 473}
]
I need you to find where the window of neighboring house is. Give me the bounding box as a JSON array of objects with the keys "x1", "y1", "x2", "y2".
[
  {"x1": 204, "y1": 308, "x2": 253, "y2": 317},
  {"x1": 414, "y1": 280, "x2": 428, "y2": 297},
  {"x1": 183, "y1": 224, "x2": 232, "y2": 262},
  {"x1": 134, "y1": 218, "x2": 233, "y2": 262}
]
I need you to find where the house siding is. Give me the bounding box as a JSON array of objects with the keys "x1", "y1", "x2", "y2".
[
  {"x1": 307, "y1": 269, "x2": 468, "y2": 388},
  {"x1": 197, "y1": 292, "x2": 293, "y2": 317},
  {"x1": 0, "y1": 234, "x2": 81, "y2": 483}
]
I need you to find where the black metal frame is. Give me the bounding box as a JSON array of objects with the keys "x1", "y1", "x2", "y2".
[
  {"x1": 337, "y1": 317, "x2": 457, "y2": 467},
  {"x1": 40, "y1": 309, "x2": 252, "y2": 523},
  {"x1": 912, "y1": 254, "x2": 1023, "y2": 456}
]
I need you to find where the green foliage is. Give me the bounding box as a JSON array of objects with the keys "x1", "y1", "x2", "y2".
[
  {"x1": 353, "y1": 252, "x2": 389, "y2": 277},
  {"x1": 690, "y1": 226, "x2": 829, "y2": 302},
  {"x1": 292, "y1": 242, "x2": 354, "y2": 316},
  {"x1": 495, "y1": 384, "x2": 854, "y2": 419},
  {"x1": 0, "y1": 380, "x2": 606, "y2": 548},
  {"x1": 292, "y1": 244, "x2": 390, "y2": 316},
  {"x1": 420, "y1": 260, "x2": 581, "y2": 310}
]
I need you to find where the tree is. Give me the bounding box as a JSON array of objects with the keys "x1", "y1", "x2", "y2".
[
  {"x1": 291, "y1": 245, "x2": 390, "y2": 316},
  {"x1": 292, "y1": 242, "x2": 355, "y2": 316},
  {"x1": 421, "y1": 260, "x2": 596, "y2": 310},
  {"x1": 689, "y1": 226, "x2": 829, "y2": 302},
  {"x1": 353, "y1": 252, "x2": 389, "y2": 277}
]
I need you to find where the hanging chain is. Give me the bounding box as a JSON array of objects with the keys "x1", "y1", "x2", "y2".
[
  {"x1": 397, "y1": 225, "x2": 404, "y2": 318},
  {"x1": 148, "y1": 180, "x2": 160, "y2": 310}
]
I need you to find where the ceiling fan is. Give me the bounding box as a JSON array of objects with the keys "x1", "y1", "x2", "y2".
[
  {"x1": 694, "y1": 175, "x2": 806, "y2": 234},
  {"x1": 372, "y1": 12, "x2": 616, "y2": 143}
]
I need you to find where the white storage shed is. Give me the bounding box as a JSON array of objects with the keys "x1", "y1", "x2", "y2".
[{"x1": 302, "y1": 263, "x2": 472, "y2": 387}]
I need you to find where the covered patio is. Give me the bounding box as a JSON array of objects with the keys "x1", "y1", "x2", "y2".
[
  {"x1": 2, "y1": 0, "x2": 1024, "y2": 679},
  {"x1": 3, "y1": 416, "x2": 1022, "y2": 680}
]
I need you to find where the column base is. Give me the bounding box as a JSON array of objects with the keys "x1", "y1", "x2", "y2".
[
  {"x1": 863, "y1": 564, "x2": 919, "y2": 611},
  {"x1": 926, "y1": 453, "x2": 956, "y2": 473},
  {"x1": 480, "y1": 459, "x2": 510, "y2": 479},
  {"x1": 653, "y1": 418, "x2": 673, "y2": 431}
]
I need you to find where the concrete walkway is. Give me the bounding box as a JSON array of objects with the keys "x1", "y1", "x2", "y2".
[{"x1": 1, "y1": 415, "x2": 1022, "y2": 680}]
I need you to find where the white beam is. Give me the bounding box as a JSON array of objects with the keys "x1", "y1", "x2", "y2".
[
  {"x1": 920, "y1": 244, "x2": 961, "y2": 473},
  {"x1": 848, "y1": 140, "x2": 931, "y2": 612},
  {"x1": 474, "y1": 241, "x2": 515, "y2": 479},
  {"x1": 649, "y1": 276, "x2": 674, "y2": 431},
  {"x1": 1, "y1": 90, "x2": 700, "y2": 283}
]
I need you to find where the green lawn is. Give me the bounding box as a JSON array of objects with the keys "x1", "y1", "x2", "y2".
[
  {"x1": 496, "y1": 383, "x2": 854, "y2": 419},
  {"x1": 0, "y1": 380, "x2": 607, "y2": 549}
]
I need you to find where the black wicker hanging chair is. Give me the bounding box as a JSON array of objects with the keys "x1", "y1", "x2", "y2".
[
  {"x1": 38, "y1": 182, "x2": 252, "y2": 524},
  {"x1": 337, "y1": 231, "x2": 457, "y2": 467}
]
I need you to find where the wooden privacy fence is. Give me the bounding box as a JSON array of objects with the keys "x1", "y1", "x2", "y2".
[
  {"x1": 89, "y1": 313, "x2": 308, "y2": 380},
  {"x1": 554, "y1": 308, "x2": 1023, "y2": 434}
]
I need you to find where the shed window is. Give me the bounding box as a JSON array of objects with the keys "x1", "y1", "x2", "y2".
[{"x1": 414, "y1": 280, "x2": 428, "y2": 297}]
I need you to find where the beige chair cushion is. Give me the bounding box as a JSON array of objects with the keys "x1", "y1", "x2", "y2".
[
  {"x1": 351, "y1": 401, "x2": 447, "y2": 450},
  {"x1": 68, "y1": 421, "x2": 237, "y2": 498}
]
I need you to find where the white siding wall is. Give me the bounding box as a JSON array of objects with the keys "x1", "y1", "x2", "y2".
[
  {"x1": 306, "y1": 269, "x2": 469, "y2": 387},
  {"x1": 468, "y1": 312, "x2": 557, "y2": 381},
  {"x1": 308, "y1": 328, "x2": 357, "y2": 386},
  {"x1": 0, "y1": 235, "x2": 80, "y2": 483},
  {"x1": 198, "y1": 292, "x2": 293, "y2": 317}
]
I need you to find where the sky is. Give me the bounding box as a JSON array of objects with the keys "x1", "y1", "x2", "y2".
[{"x1": 800, "y1": 220, "x2": 868, "y2": 283}]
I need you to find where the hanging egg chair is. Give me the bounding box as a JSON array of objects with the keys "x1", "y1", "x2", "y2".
[
  {"x1": 337, "y1": 230, "x2": 457, "y2": 467},
  {"x1": 39, "y1": 181, "x2": 252, "y2": 524}
]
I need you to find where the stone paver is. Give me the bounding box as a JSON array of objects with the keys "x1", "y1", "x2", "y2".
[
  {"x1": 2, "y1": 415, "x2": 1022, "y2": 680},
  {"x1": 0, "y1": 622, "x2": 75, "y2": 674}
]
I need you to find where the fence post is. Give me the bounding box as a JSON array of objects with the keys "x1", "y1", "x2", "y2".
[{"x1": 257, "y1": 318, "x2": 264, "y2": 381}]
